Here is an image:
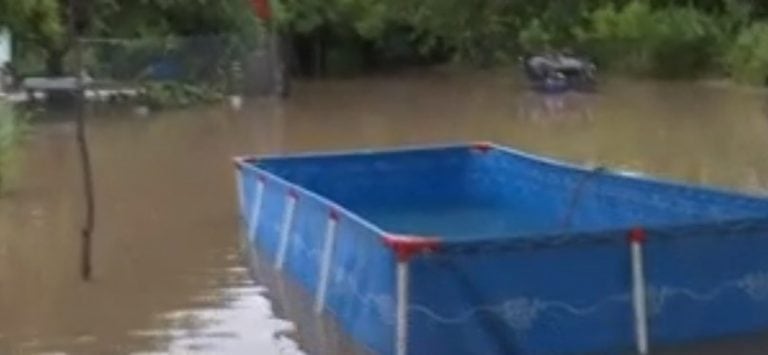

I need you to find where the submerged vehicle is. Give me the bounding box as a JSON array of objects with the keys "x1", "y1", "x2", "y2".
[{"x1": 522, "y1": 53, "x2": 597, "y2": 93}]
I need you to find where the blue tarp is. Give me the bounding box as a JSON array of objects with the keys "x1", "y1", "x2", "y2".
[{"x1": 236, "y1": 143, "x2": 768, "y2": 354}]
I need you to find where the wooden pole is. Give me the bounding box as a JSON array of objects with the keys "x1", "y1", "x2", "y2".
[{"x1": 70, "y1": 0, "x2": 96, "y2": 281}]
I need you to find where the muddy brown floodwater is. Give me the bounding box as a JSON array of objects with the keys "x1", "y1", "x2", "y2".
[{"x1": 2, "y1": 68, "x2": 768, "y2": 354}]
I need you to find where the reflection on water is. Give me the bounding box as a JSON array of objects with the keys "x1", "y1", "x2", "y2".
[
  {"x1": 516, "y1": 91, "x2": 597, "y2": 124},
  {"x1": 1, "y1": 68, "x2": 768, "y2": 353}
]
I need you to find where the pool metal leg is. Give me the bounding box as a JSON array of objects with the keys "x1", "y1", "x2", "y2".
[
  {"x1": 248, "y1": 178, "x2": 266, "y2": 243},
  {"x1": 396, "y1": 259, "x2": 409, "y2": 355},
  {"x1": 314, "y1": 210, "x2": 339, "y2": 315},
  {"x1": 235, "y1": 172, "x2": 245, "y2": 219},
  {"x1": 275, "y1": 190, "x2": 298, "y2": 270},
  {"x1": 384, "y1": 235, "x2": 441, "y2": 355},
  {"x1": 630, "y1": 228, "x2": 649, "y2": 355}
]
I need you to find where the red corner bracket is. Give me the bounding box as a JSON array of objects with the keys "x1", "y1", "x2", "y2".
[
  {"x1": 628, "y1": 227, "x2": 647, "y2": 244},
  {"x1": 329, "y1": 208, "x2": 341, "y2": 221},
  {"x1": 383, "y1": 235, "x2": 441, "y2": 262},
  {"x1": 471, "y1": 142, "x2": 494, "y2": 154}
]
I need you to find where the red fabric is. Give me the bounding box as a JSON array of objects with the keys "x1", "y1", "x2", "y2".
[{"x1": 251, "y1": 0, "x2": 272, "y2": 21}]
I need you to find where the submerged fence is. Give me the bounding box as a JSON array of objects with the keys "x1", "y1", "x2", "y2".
[
  {"x1": 11, "y1": 32, "x2": 287, "y2": 103},
  {"x1": 81, "y1": 33, "x2": 286, "y2": 99}
]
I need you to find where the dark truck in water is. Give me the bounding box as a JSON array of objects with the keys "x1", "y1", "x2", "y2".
[{"x1": 522, "y1": 52, "x2": 597, "y2": 93}]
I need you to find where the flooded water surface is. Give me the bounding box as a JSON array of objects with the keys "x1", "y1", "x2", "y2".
[{"x1": 2, "y1": 68, "x2": 768, "y2": 354}]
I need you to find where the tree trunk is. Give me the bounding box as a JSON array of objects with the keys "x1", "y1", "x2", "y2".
[{"x1": 45, "y1": 47, "x2": 66, "y2": 76}]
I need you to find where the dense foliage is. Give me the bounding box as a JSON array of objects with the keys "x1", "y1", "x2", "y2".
[
  {"x1": 5, "y1": 0, "x2": 768, "y2": 82},
  {"x1": 272, "y1": 0, "x2": 768, "y2": 81},
  {"x1": 574, "y1": 2, "x2": 724, "y2": 77},
  {"x1": 725, "y1": 22, "x2": 768, "y2": 84},
  {"x1": 0, "y1": 0, "x2": 260, "y2": 107},
  {"x1": 0, "y1": 0, "x2": 260, "y2": 75}
]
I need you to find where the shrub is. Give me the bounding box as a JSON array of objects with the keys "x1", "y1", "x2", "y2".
[
  {"x1": 140, "y1": 82, "x2": 225, "y2": 109},
  {"x1": 724, "y1": 22, "x2": 768, "y2": 84},
  {"x1": 577, "y1": 1, "x2": 722, "y2": 78},
  {"x1": 518, "y1": 19, "x2": 555, "y2": 53}
]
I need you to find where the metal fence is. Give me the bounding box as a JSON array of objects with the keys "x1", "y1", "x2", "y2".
[
  {"x1": 79, "y1": 33, "x2": 286, "y2": 97},
  {"x1": 10, "y1": 32, "x2": 287, "y2": 103}
]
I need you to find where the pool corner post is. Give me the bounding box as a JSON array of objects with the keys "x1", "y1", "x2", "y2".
[
  {"x1": 314, "y1": 209, "x2": 340, "y2": 315},
  {"x1": 248, "y1": 173, "x2": 267, "y2": 243},
  {"x1": 233, "y1": 159, "x2": 245, "y2": 218},
  {"x1": 275, "y1": 187, "x2": 299, "y2": 270},
  {"x1": 629, "y1": 227, "x2": 649, "y2": 355},
  {"x1": 383, "y1": 235, "x2": 441, "y2": 355},
  {"x1": 234, "y1": 158, "x2": 267, "y2": 244}
]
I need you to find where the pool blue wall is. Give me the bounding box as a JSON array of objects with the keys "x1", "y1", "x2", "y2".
[
  {"x1": 406, "y1": 219, "x2": 768, "y2": 354},
  {"x1": 643, "y1": 222, "x2": 768, "y2": 344},
  {"x1": 238, "y1": 164, "x2": 395, "y2": 354},
  {"x1": 410, "y1": 235, "x2": 634, "y2": 354},
  {"x1": 252, "y1": 146, "x2": 768, "y2": 241},
  {"x1": 237, "y1": 143, "x2": 768, "y2": 354}
]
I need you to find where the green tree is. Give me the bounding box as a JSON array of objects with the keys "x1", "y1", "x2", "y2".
[
  {"x1": 0, "y1": 0, "x2": 259, "y2": 76},
  {"x1": 0, "y1": 0, "x2": 68, "y2": 75}
]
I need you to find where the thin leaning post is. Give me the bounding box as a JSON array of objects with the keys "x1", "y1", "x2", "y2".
[
  {"x1": 275, "y1": 188, "x2": 298, "y2": 270},
  {"x1": 314, "y1": 208, "x2": 340, "y2": 315},
  {"x1": 629, "y1": 227, "x2": 649, "y2": 355},
  {"x1": 70, "y1": 0, "x2": 96, "y2": 281},
  {"x1": 384, "y1": 235, "x2": 441, "y2": 355}
]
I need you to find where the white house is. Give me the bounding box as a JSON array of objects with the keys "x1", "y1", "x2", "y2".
[{"x1": 0, "y1": 28, "x2": 10, "y2": 93}]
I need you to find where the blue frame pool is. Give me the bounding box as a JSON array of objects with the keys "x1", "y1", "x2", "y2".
[{"x1": 234, "y1": 142, "x2": 768, "y2": 355}]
